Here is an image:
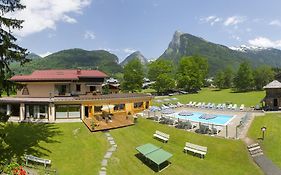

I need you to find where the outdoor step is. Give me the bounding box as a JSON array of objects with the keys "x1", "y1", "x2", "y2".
[
  {"x1": 248, "y1": 146, "x2": 261, "y2": 152},
  {"x1": 247, "y1": 143, "x2": 259, "y2": 149},
  {"x1": 252, "y1": 152, "x2": 264, "y2": 157},
  {"x1": 101, "y1": 159, "x2": 108, "y2": 166},
  {"x1": 107, "y1": 137, "x2": 114, "y2": 141},
  {"x1": 250, "y1": 149, "x2": 263, "y2": 155},
  {"x1": 104, "y1": 151, "x2": 113, "y2": 159},
  {"x1": 99, "y1": 170, "x2": 106, "y2": 175}
]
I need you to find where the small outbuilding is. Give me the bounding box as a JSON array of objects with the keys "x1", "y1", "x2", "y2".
[{"x1": 263, "y1": 80, "x2": 281, "y2": 110}]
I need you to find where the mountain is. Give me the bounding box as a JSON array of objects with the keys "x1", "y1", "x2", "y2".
[
  {"x1": 10, "y1": 49, "x2": 123, "y2": 75},
  {"x1": 120, "y1": 51, "x2": 148, "y2": 66},
  {"x1": 159, "y1": 31, "x2": 281, "y2": 75},
  {"x1": 27, "y1": 53, "x2": 42, "y2": 60}
]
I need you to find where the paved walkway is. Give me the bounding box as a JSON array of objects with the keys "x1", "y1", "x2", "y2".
[
  {"x1": 254, "y1": 155, "x2": 281, "y2": 175},
  {"x1": 99, "y1": 132, "x2": 117, "y2": 175}
]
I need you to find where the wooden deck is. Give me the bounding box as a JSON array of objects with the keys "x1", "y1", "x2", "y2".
[{"x1": 83, "y1": 113, "x2": 134, "y2": 132}]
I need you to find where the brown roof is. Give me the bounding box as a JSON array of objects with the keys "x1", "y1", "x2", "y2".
[
  {"x1": 0, "y1": 93, "x2": 153, "y2": 103},
  {"x1": 10, "y1": 69, "x2": 108, "y2": 82}
]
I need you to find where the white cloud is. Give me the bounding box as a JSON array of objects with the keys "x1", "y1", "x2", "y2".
[
  {"x1": 62, "y1": 15, "x2": 77, "y2": 24},
  {"x1": 269, "y1": 20, "x2": 281, "y2": 27},
  {"x1": 7, "y1": 0, "x2": 91, "y2": 37},
  {"x1": 224, "y1": 16, "x2": 245, "y2": 26},
  {"x1": 84, "y1": 30, "x2": 96, "y2": 40},
  {"x1": 248, "y1": 37, "x2": 281, "y2": 48},
  {"x1": 200, "y1": 15, "x2": 222, "y2": 26},
  {"x1": 123, "y1": 48, "x2": 137, "y2": 54},
  {"x1": 39, "y1": 51, "x2": 52, "y2": 58}
]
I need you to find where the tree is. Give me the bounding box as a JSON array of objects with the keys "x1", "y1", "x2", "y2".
[
  {"x1": 214, "y1": 67, "x2": 234, "y2": 89},
  {"x1": 177, "y1": 55, "x2": 208, "y2": 92},
  {"x1": 233, "y1": 62, "x2": 254, "y2": 92},
  {"x1": 254, "y1": 65, "x2": 274, "y2": 90},
  {"x1": 0, "y1": 0, "x2": 28, "y2": 97},
  {"x1": 121, "y1": 59, "x2": 144, "y2": 92},
  {"x1": 153, "y1": 73, "x2": 175, "y2": 93},
  {"x1": 214, "y1": 71, "x2": 224, "y2": 89},
  {"x1": 147, "y1": 60, "x2": 173, "y2": 81}
]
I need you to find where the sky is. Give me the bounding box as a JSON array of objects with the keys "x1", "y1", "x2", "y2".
[{"x1": 8, "y1": 0, "x2": 281, "y2": 62}]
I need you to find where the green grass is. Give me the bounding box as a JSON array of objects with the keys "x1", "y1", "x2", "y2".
[
  {"x1": 1, "y1": 122, "x2": 108, "y2": 174},
  {"x1": 248, "y1": 113, "x2": 281, "y2": 168},
  {"x1": 154, "y1": 88, "x2": 265, "y2": 107},
  {"x1": 108, "y1": 119, "x2": 261, "y2": 175},
  {"x1": 3, "y1": 120, "x2": 263, "y2": 174}
]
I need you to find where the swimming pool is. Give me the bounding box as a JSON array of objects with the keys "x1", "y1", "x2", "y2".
[{"x1": 167, "y1": 112, "x2": 234, "y2": 125}]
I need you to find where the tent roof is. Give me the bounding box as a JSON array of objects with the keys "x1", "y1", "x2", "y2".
[{"x1": 136, "y1": 143, "x2": 173, "y2": 165}]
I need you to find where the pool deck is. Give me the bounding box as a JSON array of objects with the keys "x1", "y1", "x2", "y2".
[{"x1": 146, "y1": 107, "x2": 262, "y2": 139}]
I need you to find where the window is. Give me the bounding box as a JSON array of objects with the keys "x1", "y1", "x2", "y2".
[
  {"x1": 55, "y1": 84, "x2": 70, "y2": 96},
  {"x1": 22, "y1": 86, "x2": 29, "y2": 95},
  {"x1": 114, "y1": 104, "x2": 125, "y2": 111},
  {"x1": 56, "y1": 105, "x2": 81, "y2": 119},
  {"x1": 94, "y1": 106, "x2": 102, "y2": 113},
  {"x1": 76, "y1": 84, "x2": 81, "y2": 92},
  {"x1": 90, "y1": 86, "x2": 96, "y2": 92},
  {"x1": 134, "y1": 102, "x2": 143, "y2": 109}
]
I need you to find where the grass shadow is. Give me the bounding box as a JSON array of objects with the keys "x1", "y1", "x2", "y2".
[
  {"x1": 134, "y1": 153, "x2": 171, "y2": 172},
  {"x1": 0, "y1": 122, "x2": 62, "y2": 164}
]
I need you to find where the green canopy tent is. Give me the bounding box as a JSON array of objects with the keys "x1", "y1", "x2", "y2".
[{"x1": 136, "y1": 143, "x2": 173, "y2": 172}]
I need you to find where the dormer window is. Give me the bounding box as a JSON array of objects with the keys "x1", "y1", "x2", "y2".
[{"x1": 22, "y1": 86, "x2": 29, "y2": 95}]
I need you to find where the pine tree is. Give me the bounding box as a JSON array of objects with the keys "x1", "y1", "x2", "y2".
[{"x1": 0, "y1": 0, "x2": 28, "y2": 96}]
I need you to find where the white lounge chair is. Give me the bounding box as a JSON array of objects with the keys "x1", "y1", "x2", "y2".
[
  {"x1": 232, "y1": 104, "x2": 237, "y2": 110},
  {"x1": 206, "y1": 103, "x2": 211, "y2": 108},
  {"x1": 196, "y1": 102, "x2": 202, "y2": 108},
  {"x1": 161, "y1": 104, "x2": 169, "y2": 110},
  {"x1": 216, "y1": 104, "x2": 221, "y2": 109},
  {"x1": 227, "y1": 104, "x2": 232, "y2": 110},
  {"x1": 210, "y1": 103, "x2": 216, "y2": 109},
  {"x1": 240, "y1": 104, "x2": 245, "y2": 110},
  {"x1": 168, "y1": 103, "x2": 177, "y2": 108},
  {"x1": 201, "y1": 102, "x2": 206, "y2": 108},
  {"x1": 176, "y1": 102, "x2": 184, "y2": 107},
  {"x1": 191, "y1": 102, "x2": 197, "y2": 107},
  {"x1": 186, "y1": 101, "x2": 192, "y2": 107}
]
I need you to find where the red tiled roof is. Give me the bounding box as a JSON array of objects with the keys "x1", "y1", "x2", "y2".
[{"x1": 10, "y1": 69, "x2": 108, "y2": 82}]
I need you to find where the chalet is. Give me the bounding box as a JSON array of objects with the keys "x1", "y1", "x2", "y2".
[
  {"x1": 263, "y1": 80, "x2": 281, "y2": 110},
  {"x1": 0, "y1": 69, "x2": 152, "y2": 130}
]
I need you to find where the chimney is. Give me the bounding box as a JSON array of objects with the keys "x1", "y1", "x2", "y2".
[{"x1": 77, "y1": 69, "x2": 81, "y2": 75}]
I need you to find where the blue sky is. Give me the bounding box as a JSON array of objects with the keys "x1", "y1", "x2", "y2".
[{"x1": 11, "y1": 0, "x2": 281, "y2": 62}]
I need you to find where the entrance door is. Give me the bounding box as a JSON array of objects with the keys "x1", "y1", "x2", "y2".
[
  {"x1": 85, "y1": 106, "x2": 89, "y2": 118},
  {"x1": 273, "y1": 99, "x2": 278, "y2": 107}
]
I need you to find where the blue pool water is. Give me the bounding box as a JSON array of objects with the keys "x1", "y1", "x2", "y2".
[{"x1": 170, "y1": 112, "x2": 233, "y2": 125}]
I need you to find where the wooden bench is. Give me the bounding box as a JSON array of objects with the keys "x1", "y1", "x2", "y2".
[
  {"x1": 25, "y1": 155, "x2": 51, "y2": 167},
  {"x1": 184, "y1": 142, "x2": 207, "y2": 158},
  {"x1": 153, "y1": 130, "x2": 169, "y2": 143}
]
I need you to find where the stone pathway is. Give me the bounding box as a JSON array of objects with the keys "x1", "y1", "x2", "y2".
[
  {"x1": 99, "y1": 132, "x2": 117, "y2": 175},
  {"x1": 247, "y1": 143, "x2": 281, "y2": 175}
]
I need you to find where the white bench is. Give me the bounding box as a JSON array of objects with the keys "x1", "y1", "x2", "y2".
[
  {"x1": 25, "y1": 155, "x2": 51, "y2": 167},
  {"x1": 153, "y1": 130, "x2": 169, "y2": 143},
  {"x1": 184, "y1": 142, "x2": 207, "y2": 158}
]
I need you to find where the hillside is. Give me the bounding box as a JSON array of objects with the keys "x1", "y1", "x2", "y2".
[
  {"x1": 120, "y1": 51, "x2": 148, "y2": 66},
  {"x1": 159, "y1": 31, "x2": 281, "y2": 75},
  {"x1": 10, "y1": 49, "x2": 123, "y2": 75}
]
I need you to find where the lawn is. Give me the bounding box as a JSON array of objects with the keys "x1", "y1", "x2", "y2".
[
  {"x1": 107, "y1": 118, "x2": 261, "y2": 175},
  {"x1": 1, "y1": 122, "x2": 108, "y2": 174},
  {"x1": 248, "y1": 113, "x2": 281, "y2": 168},
  {"x1": 153, "y1": 88, "x2": 265, "y2": 107}
]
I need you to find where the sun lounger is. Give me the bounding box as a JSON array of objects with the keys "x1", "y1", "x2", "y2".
[
  {"x1": 227, "y1": 104, "x2": 232, "y2": 110},
  {"x1": 191, "y1": 102, "x2": 197, "y2": 107},
  {"x1": 168, "y1": 103, "x2": 177, "y2": 108},
  {"x1": 183, "y1": 142, "x2": 207, "y2": 158},
  {"x1": 216, "y1": 104, "x2": 221, "y2": 109},
  {"x1": 161, "y1": 104, "x2": 169, "y2": 110},
  {"x1": 201, "y1": 102, "x2": 206, "y2": 108},
  {"x1": 232, "y1": 104, "x2": 237, "y2": 110},
  {"x1": 240, "y1": 104, "x2": 245, "y2": 110},
  {"x1": 186, "y1": 101, "x2": 192, "y2": 107},
  {"x1": 196, "y1": 102, "x2": 202, "y2": 108},
  {"x1": 205, "y1": 103, "x2": 211, "y2": 108},
  {"x1": 221, "y1": 103, "x2": 226, "y2": 109},
  {"x1": 176, "y1": 102, "x2": 184, "y2": 107},
  {"x1": 210, "y1": 103, "x2": 216, "y2": 109}
]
